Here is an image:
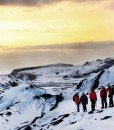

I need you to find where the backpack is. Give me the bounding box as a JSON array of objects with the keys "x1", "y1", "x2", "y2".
[
  {"x1": 89, "y1": 91, "x2": 97, "y2": 101},
  {"x1": 73, "y1": 95, "x2": 80, "y2": 104},
  {"x1": 100, "y1": 89, "x2": 107, "y2": 97},
  {"x1": 80, "y1": 95, "x2": 88, "y2": 104}
]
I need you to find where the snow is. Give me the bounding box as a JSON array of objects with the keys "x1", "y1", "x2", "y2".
[
  {"x1": 0, "y1": 83, "x2": 63, "y2": 130},
  {"x1": 0, "y1": 58, "x2": 114, "y2": 130},
  {"x1": 99, "y1": 66, "x2": 114, "y2": 87},
  {"x1": 27, "y1": 87, "x2": 114, "y2": 130},
  {"x1": 13, "y1": 59, "x2": 107, "y2": 88},
  {"x1": 78, "y1": 72, "x2": 100, "y2": 93}
]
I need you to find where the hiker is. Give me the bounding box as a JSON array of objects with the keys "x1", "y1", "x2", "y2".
[
  {"x1": 80, "y1": 93, "x2": 88, "y2": 112},
  {"x1": 89, "y1": 89, "x2": 97, "y2": 111},
  {"x1": 100, "y1": 87, "x2": 107, "y2": 109},
  {"x1": 107, "y1": 85, "x2": 114, "y2": 107},
  {"x1": 73, "y1": 93, "x2": 80, "y2": 112}
]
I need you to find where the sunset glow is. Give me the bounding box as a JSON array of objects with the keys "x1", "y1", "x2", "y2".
[{"x1": 0, "y1": 1, "x2": 114, "y2": 47}]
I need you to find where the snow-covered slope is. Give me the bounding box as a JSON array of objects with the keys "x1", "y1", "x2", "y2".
[
  {"x1": 0, "y1": 58, "x2": 114, "y2": 130},
  {"x1": 0, "y1": 85, "x2": 64, "y2": 130},
  {"x1": 8, "y1": 58, "x2": 114, "y2": 88}
]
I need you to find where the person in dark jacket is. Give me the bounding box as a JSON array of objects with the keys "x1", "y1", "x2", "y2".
[
  {"x1": 73, "y1": 93, "x2": 80, "y2": 112},
  {"x1": 100, "y1": 87, "x2": 107, "y2": 109},
  {"x1": 80, "y1": 93, "x2": 88, "y2": 112},
  {"x1": 89, "y1": 89, "x2": 97, "y2": 111},
  {"x1": 107, "y1": 85, "x2": 114, "y2": 107}
]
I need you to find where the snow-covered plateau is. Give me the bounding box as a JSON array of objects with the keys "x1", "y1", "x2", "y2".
[{"x1": 0, "y1": 58, "x2": 114, "y2": 130}]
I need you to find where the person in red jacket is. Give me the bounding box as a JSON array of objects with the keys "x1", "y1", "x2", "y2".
[
  {"x1": 100, "y1": 87, "x2": 107, "y2": 109},
  {"x1": 89, "y1": 89, "x2": 97, "y2": 111},
  {"x1": 107, "y1": 85, "x2": 114, "y2": 107},
  {"x1": 73, "y1": 93, "x2": 80, "y2": 112}
]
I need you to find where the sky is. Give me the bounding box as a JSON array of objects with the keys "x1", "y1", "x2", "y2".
[{"x1": 0, "y1": 0, "x2": 114, "y2": 74}]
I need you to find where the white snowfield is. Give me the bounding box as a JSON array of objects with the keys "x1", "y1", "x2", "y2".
[{"x1": 0, "y1": 58, "x2": 114, "y2": 130}]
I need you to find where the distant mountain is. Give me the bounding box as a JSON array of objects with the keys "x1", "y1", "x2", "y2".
[
  {"x1": 8, "y1": 58, "x2": 114, "y2": 87},
  {"x1": 1, "y1": 58, "x2": 114, "y2": 89},
  {"x1": 11, "y1": 63, "x2": 73, "y2": 75}
]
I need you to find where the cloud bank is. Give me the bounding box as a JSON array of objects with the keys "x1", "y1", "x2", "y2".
[
  {"x1": 3, "y1": 41, "x2": 114, "y2": 51},
  {"x1": 0, "y1": 41, "x2": 114, "y2": 74},
  {"x1": 0, "y1": 0, "x2": 104, "y2": 6}
]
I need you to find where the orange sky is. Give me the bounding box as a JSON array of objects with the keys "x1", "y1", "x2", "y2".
[{"x1": 0, "y1": 0, "x2": 114, "y2": 47}]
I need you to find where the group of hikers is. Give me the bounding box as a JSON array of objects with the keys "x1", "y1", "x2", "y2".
[{"x1": 73, "y1": 84, "x2": 114, "y2": 112}]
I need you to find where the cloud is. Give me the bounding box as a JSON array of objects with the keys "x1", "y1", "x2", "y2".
[
  {"x1": 1, "y1": 41, "x2": 114, "y2": 74},
  {"x1": 2, "y1": 41, "x2": 114, "y2": 52},
  {"x1": 0, "y1": 0, "x2": 104, "y2": 7}
]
